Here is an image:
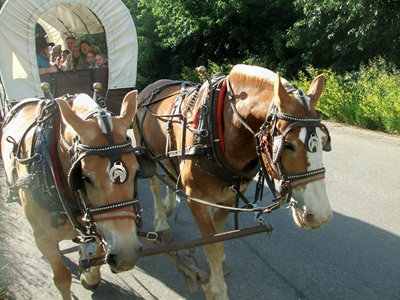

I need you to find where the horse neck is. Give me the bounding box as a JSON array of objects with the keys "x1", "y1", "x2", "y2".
[{"x1": 222, "y1": 82, "x2": 274, "y2": 169}]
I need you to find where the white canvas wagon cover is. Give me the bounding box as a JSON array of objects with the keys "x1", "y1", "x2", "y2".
[{"x1": 0, "y1": 0, "x2": 138, "y2": 102}]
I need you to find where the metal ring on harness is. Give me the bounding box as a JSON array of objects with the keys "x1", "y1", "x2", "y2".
[
  {"x1": 182, "y1": 108, "x2": 193, "y2": 118},
  {"x1": 200, "y1": 129, "x2": 209, "y2": 137}
]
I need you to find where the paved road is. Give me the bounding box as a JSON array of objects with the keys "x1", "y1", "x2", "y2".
[{"x1": 1, "y1": 121, "x2": 399, "y2": 300}]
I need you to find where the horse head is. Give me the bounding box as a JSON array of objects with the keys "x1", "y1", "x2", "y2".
[
  {"x1": 56, "y1": 91, "x2": 143, "y2": 272},
  {"x1": 270, "y1": 72, "x2": 332, "y2": 230}
]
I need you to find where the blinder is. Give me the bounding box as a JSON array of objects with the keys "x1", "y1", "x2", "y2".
[
  {"x1": 67, "y1": 140, "x2": 157, "y2": 193},
  {"x1": 134, "y1": 146, "x2": 157, "y2": 179},
  {"x1": 68, "y1": 159, "x2": 83, "y2": 193},
  {"x1": 271, "y1": 117, "x2": 331, "y2": 166}
]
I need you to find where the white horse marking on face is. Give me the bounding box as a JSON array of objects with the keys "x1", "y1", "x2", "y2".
[
  {"x1": 308, "y1": 132, "x2": 319, "y2": 153},
  {"x1": 293, "y1": 127, "x2": 331, "y2": 227}
]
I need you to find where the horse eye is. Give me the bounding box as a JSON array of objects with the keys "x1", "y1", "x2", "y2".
[
  {"x1": 284, "y1": 142, "x2": 295, "y2": 152},
  {"x1": 83, "y1": 176, "x2": 92, "y2": 185}
]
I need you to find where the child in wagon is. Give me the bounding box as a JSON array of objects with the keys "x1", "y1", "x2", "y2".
[{"x1": 95, "y1": 53, "x2": 108, "y2": 68}]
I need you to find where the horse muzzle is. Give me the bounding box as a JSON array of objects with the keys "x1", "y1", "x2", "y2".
[
  {"x1": 292, "y1": 205, "x2": 333, "y2": 231},
  {"x1": 107, "y1": 242, "x2": 143, "y2": 273}
]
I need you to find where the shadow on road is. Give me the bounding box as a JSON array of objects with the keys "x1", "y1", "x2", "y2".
[{"x1": 1, "y1": 183, "x2": 399, "y2": 299}]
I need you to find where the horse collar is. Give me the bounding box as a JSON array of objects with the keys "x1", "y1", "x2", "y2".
[{"x1": 194, "y1": 75, "x2": 260, "y2": 182}]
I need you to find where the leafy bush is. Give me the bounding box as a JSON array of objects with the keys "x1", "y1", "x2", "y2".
[
  {"x1": 293, "y1": 57, "x2": 400, "y2": 135},
  {"x1": 180, "y1": 57, "x2": 400, "y2": 135}
]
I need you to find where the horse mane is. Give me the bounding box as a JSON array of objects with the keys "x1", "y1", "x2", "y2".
[
  {"x1": 73, "y1": 93, "x2": 113, "y2": 134},
  {"x1": 230, "y1": 64, "x2": 292, "y2": 89}
]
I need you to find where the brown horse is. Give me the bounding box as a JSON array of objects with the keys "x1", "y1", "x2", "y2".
[
  {"x1": 135, "y1": 65, "x2": 332, "y2": 299},
  {"x1": 1, "y1": 91, "x2": 143, "y2": 300}
]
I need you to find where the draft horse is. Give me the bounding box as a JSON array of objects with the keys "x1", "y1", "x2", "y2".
[
  {"x1": 135, "y1": 64, "x2": 332, "y2": 299},
  {"x1": 1, "y1": 90, "x2": 144, "y2": 300}
]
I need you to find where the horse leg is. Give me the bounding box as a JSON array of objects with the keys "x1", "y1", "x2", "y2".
[
  {"x1": 212, "y1": 205, "x2": 234, "y2": 277},
  {"x1": 78, "y1": 243, "x2": 103, "y2": 290},
  {"x1": 163, "y1": 175, "x2": 177, "y2": 217},
  {"x1": 33, "y1": 230, "x2": 72, "y2": 300},
  {"x1": 150, "y1": 175, "x2": 173, "y2": 243},
  {"x1": 150, "y1": 175, "x2": 169, "y2": 231},
  {"x1": 189, "y1": 201, "x2": 229, "y2": 300}
]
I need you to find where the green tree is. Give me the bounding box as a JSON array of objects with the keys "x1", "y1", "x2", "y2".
[
  {"x1": 123, "y1": 0, "x2": 176, "y2": 89},
  {"x1": 136, "y1": 0, "x2": 301, "y2": 78},
  {"x1": 287, "y1": 0, "x2": 400, "y2": 72}
]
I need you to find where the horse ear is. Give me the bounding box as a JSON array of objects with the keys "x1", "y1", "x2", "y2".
[
  {"x1": 56, "y1": 98, "x2": 86, "y2": 134},
  {"x1": 119, "y1": 90, "x2": 137, "y2": 129},
  {"x1": 274, "y1": 72, "x2": 289, "y2": 110},
  {"x1": 307, "y1": 74, "x2": 324, "y2": 110}
]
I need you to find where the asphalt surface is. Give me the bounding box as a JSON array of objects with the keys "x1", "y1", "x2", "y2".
[{"x1": 1, "y1": 120, "x2": 399, "y2": 300}]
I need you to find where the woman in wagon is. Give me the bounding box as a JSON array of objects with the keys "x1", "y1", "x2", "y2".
[
  {"x1": 36, "y1": 36, "x2": 58, "y2": 75},
  {"x1": 65, "y1": 45, "x2": 86, "y2": 70},
  {"x1": 79, "y1": 39, "x2": 92, "y2": 68}
]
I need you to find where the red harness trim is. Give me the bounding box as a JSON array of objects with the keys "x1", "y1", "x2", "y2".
[
  {"x1": 193, "y1": 107, "x2": 201, "y2": 132},
  {"x1": 217, "y1": 79, "x2": 227, "y2": 153},
  {"x1": 92, "y1": 208, "x2": 137, "y2": 222}
]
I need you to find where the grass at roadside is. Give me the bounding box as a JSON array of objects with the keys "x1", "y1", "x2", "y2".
[
  {"x1": 182, "y1": 57, "x2": 400, "y2": 135},
  {"x1": 294, "y1": 57, "x2": 400, "y2": 135}
]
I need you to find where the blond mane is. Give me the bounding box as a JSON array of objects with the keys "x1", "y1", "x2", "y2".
[
  {"x1": 230, "y1": 64, "x2": 292, "y2": 89},
  {"x1": 73, "y1": 93, "x2": 113, "y2": 134}
]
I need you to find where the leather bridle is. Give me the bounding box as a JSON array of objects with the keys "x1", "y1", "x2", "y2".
[
  {"x1": 226, "y1": 77, "x2": 331, "y2": 206},
  {"x1": 60, "y1": 108, "x2": 142, "y2": 241}
]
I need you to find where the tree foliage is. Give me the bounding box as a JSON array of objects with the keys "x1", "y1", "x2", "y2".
[
  {"x1": 128, "y1": 0, "x2": 302, "y2": 85},
  {"x1": 287, "y1": 0, "x2": 400, "y2": 72},
  {"x1": 124, "y1": 0, "x2": 400, "y2": 87}
]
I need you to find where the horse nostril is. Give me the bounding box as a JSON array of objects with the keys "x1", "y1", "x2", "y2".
[
  {"x1": 107, "y1": 254, "x2": 117, "y2": 268},
  {"x1": 304, "y1": 213, "x2": 324, "y2": 229},
  {"x1": 305, "y1": 213, "x2": 315, "y2": 224}
]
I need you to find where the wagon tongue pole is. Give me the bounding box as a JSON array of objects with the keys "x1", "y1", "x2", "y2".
[{"x1": 41, "y1": 82, "x2": 54, "y2": 103}]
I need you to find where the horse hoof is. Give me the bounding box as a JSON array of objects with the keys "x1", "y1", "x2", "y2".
[
  {"x1": 222, "y1": 260, "x2": 231, "y2": 276},
  {"x1": 160, "y1": 229, "x2": 174, "y2": 244},
  {"x1": 80, "y1": 273, "x2": 101, "y2": 291},
  {"x1": 206, "y1": 260, "x2": 231, "y2": 277}
]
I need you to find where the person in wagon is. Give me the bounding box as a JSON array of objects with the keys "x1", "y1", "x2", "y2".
[
  {"x1": 36, "y1": 36, "x2": 58, "y2": 75},
  {"x1": 61, "y1": 36, "x2": 77, "y2": 70},
  {"x1": 86, "y1": 50, "x2": 99, "y2": 68},
  {"x1": 87, "y1": 45, "x2": 100, "y2": 56},
  {"x1": 68, "y1": 45, "x2": 86, "y2": 70},
  {"x1": 60, "y1": 49, "x2": 70, "y2": 67},
  {"x1": 50, "y1": 45, "x2": 62, "y2": 68},
  {"x1": 95, "y1": 53, "x2": 108, "y2": 68},
  {"x1": 79, "y1": 39, "x2": 92, "y2": 68}
]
